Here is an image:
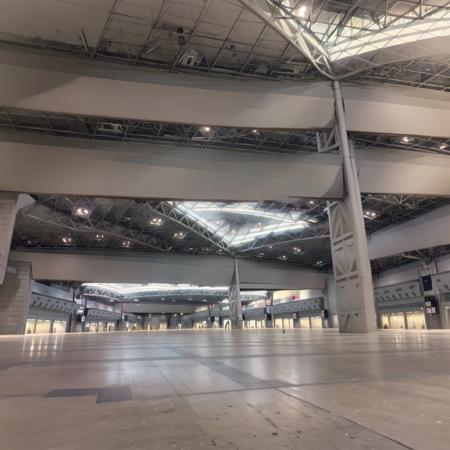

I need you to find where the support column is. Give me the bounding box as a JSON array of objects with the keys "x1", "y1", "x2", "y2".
[
  {"x1": 0, "y1": 193, "x2": 18, "y2": 284},
  {"x1": 265, "y1": 292, "x2": 274, "y2": 328},
  {"x1": 419, "y1": 259, "x2": 442, "y2": 329},
  {"x1": 328, "y1": 81, "x2": 377, "y2": 333},
  {"x1": 228, "y1": 259, "x2": 243, "y2": 329},
  {"x1": 0, "y1": 261, "x2": 32, "y2": 334}
]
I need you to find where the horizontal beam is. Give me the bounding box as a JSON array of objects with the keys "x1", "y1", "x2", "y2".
[
  {"x1": 0, "y1": 45, "x2": 333, "y2": 130},
  {"x1": 9, "y1": 251, "x2": 327, "y2": 290},
  {"x1": 0, "y1": 134, "x2": 343, "y2": 200},
  {"x1": 368, "y1": 205, "x2": 450, "y2": 260},
  {"x1": 357, "y1": 148, "x2": 450, "y2": 197},
  {"x1": 1, "y1": 134, "x2": 450, "y2": 199},
  {"x1": 1, "y1": 45, "x2": 450, "y2": 137}
]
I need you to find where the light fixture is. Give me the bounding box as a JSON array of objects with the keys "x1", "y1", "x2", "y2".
[
  {"x1": 364, "y1": 210, "x2": 377, "y2": 219},
  {"x1": 174, "y1": 232, "x2": 185, "y2": 239},
  {"x1": 294, "y1": 4, "x2": 308, "y2": 18},
  {"x1": 150, "y1": 217, "x2": 163, "y2": 226},
  {"x1": 62, "y1": 236, "x2": 72, "y2": 244},
  {"x1": 122, "y1": 240, "x2": 131, "y2": 247},
  {"x1": 293, "y1": 247, "x2": 302, "y2": 254},
  {"x1": 439, "y1": 143, "x2": 448, "y2": 150},
  {"x1": 74, "y1": 207, "x2": 90, "y2": 217},
  {"x1": 252, "y1": 129, "x2": 258, "y2": 134},
  {"x1": 95, "y1": 233, "x2": 104, "y2": 240},
  {"x1": 279, "y1": 255, "x2": 288, "y2": 261},
  {"x1": 316, "y1": 260, "x2": 323, "y2": 265},
  {"x1": 401, "y1": 136, "x2": 410, "y2": 143}
]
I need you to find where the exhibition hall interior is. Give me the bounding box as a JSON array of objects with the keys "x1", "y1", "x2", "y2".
[{"x1": 0, "y1": 0, "x2": 450, "y2": 449}]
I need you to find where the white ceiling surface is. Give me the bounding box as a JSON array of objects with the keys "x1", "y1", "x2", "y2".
[
  {"x1": 1, "y1": 43, "x2": 450, "y2": 136},
  {"x1": 1, "y1": 135, "x2": 450, "y2": 198},
  {"x1": 9, "y1": 251, "x2": 327, "y2": 289},
  {"x1": 0, "y1": 0, "x2": 116, "y2": 44},
  {"x1": 368, "y1": 205, "x2": 450, "y2": 261}
]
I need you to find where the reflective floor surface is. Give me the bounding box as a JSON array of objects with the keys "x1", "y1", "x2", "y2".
[{"x1": 1, "y1": 328, "x2": 450, "y2": 449}]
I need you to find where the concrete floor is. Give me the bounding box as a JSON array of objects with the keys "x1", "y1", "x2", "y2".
[{"x1": 1, "y1": 329, "x2": 450, "y2": 450}]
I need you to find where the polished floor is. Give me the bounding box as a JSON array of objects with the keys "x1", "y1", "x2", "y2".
[{"x1": 1, "y1": 329, "x2": 450, "y2": 450}]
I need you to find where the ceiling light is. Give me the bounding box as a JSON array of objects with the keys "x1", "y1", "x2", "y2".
[
  {"x1": 62, "y1": 236, "x2": 72, "y2": 244},
  {"x1": 316, "y1": 260, "x2": 323, "y2": 265},
  {"x1": 279, "y1": 255, "x2": 288, "y2": 261},
  {"x1": 174, "y1": 232, "x2": 185, "y2": 239},
  {"x1": 294, "y1": 5, "x2": 308, "y2": 18},
  {"x1": 401, "y1": 136, "x2": 410, "y2": 143},
  {"x1": 150, "y1": 217, "x2": 163, "y2": 226},
  {"x1": 122, "y1": 240, "x2": 131, "y2": 247},
  {"x1": 293, "y1": 247, "x2": 302, "y2": 254},
  {"x1": 439, "y1": 143, "x2": 448, "y2": 150},
  {"x1": 202, "y1": 126, "x2": 210, "y2": 132},
  {"x1": 74, "y1": 207, "x2": 90, "y2": 217},
  {"x1": 364, "y1": 210, "x2": 377, "y2": 219},
  {"x1": 95, "y1": 234, "x2": 104, "y2": 240},
  {"x1": 252, "y1": 129, "x2": 258, "y2": 133}
]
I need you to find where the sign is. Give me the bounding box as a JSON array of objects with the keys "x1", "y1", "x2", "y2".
[{"x1": 424, "y1": 296, "x2": 439, "y2": 315}]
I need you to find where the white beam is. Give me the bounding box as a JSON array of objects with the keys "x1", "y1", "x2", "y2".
[
  {"x1": 0, "y1": 135, "x2": 343, "y2": 200},
  {"x1": 368, "y1": 205, "x2": 450, "y2": 260},
  {"x1": 356, "y1": 148, "x2": 450, "y2": 197},
  {"x1": 0, "y1": 45, "x2": 333, "y2": 130},
  {"x1": 1, "y1": 46, "x2": 450, "y2": 137},
  {"x1": 9, "y1": 251, "x2": 327, "y2": 290},
  {"x1": 1, "y1": 135, "x2": 450, "y2": 199}
]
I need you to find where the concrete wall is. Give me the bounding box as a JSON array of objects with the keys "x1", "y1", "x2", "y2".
[
  {"x1": 0, "y1": 193, "x2": 17, "y2": 284},
  {"x1": 0, "y1": 262, "x2": 32, "y2": 334}
]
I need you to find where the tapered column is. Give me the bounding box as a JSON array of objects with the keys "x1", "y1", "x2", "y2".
[
  {"x1": 328, "y1": 81, "x2": 376, "y2": 333},
  {"x1": 228, "y1": 259, "x2": 243, "y2": 329},
  {"x1": 0, "y1": 261, "x2": 32, "y2": 334},
  {"x1": 0, "y1": 193, "x2": 18, "y2": 284}
]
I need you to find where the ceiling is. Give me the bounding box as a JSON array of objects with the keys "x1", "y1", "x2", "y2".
[
  {"x1": 0, "y1": 0, "x2": 449, "y2": 88},
  {"x1": 80, "y1": 282, "x2": 268, "y2": 305},
  {"x1": 13, "y1": 193, "x2": 449, "y2": 273},
  {"x1": 2, "y1": 0, "x2": 450, "y2": 278}
]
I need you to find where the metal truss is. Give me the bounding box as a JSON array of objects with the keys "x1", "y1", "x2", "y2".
[
  {"x1": 1, "y1": 0, "x2": 449, "y2": 89},
  {"x1": 239, "y1": 224, "x2": 330, "y2": 253},
  {"x1": 19, "y1": 201, "x2": 173, "y2": 252},
  {"x1": 0, "y1": 107, "x2": 319, "y2": 155},
  {"x1": 238, "y1": 0, "x2": 333, "y2": 78},
  {"x1": 146, "y1": 201, "x2": 234, "y2": 256},
  {"x1": 239, "y1": 0, "x2": 450, "y2": 80},
  {"x1": 371, "y1": 244, "x2": 450, "y2": 273}
]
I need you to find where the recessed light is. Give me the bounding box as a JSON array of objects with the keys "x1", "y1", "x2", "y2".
[
  {"x1": 150, "y1": 217, "x2": 163, "y2": 226},
  {"x1": 74, "y1": 207, "x2": 90, "y2": 217}
]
